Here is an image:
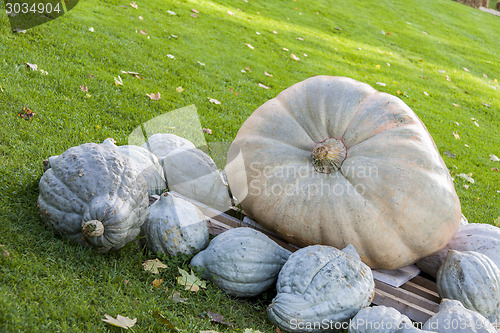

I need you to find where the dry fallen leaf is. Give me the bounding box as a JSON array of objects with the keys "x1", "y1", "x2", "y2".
[
  {"x1": 375, "y1": 64, "x2": 381, "y2": 69},
  {"x1": 445, "y1": 75, "x2": 451, "y2": 82},
  {"x1": 139, "y1": 30, "x2": 148, "y2": 35},
  {"x1": 139, "y1": 16, "x2": 143, "y2": 20},
  {"x1": 177, "y1": 268, "x2": 206, "y2": 292},
  {"x1": 121, "y1": 70, "x2": 142, "y2": 79},
  {"x1": 458, "y1": 173, "x2": 475, "y2": 183},
  {"x1": 264, "y1": 71, "x2": 273, "y2": 77},
  {"x1": 192, "y1": 8, "x2": 199, "y2": 13},
  {"x1": 88, "y1": 27, "x2": 94, "y2": 32},
  {"x1": 102, "y1": 314, "x2": 137, "y2": 329},
  {"x1": 153, "y1": 311, "x2": 178, "y2": 331},
  {"x1": 80, "y1": 85, "x2": 88, "y2": 92},
  {"x1": 18, "y1": 106, "x2": 35, "y2": 121},
  {"x1": 452, "y1": 131, "x2": 460, "y2": 140},
  {"x1": 290, "y1": 54, "x2": 300, "y2": 61},
  {"x1": 208, "y1": 98, "x2": 221, "y2": 105},
  {"x1": 152, "y1": 278, "x2": 163, "y2": 288},
  {"x1": 114, "y1": 76, "x2": 123, "y2": 86},
  {"x1": 492, "y1": 168, "x2": 499, "y2": 172},
  {"x1": 490, "y1": 154, "x2": 500, "y2": 162},
  {"x1": 207, "y1": 311, "x2": 233, "y2": 327},
  {"x1": 273, "y1": 30, "x2": 278, "y2": 34},
  {"x1": 167, "y1": 10, "x2": 176, "y2": 15},
  {"x1": 376, "y1": 82, "x2": 386, "y2": 87},
  {"x1": 258, "y1": 83, "x2": 270, "y2": 89},
  {"x1": 167, "y1": 54, "x2": 175, "y2": 59},
  {"x1": 423, "y1": 91, "x2": 429, "y2": 96},
  {"x1": 452, "y1": 103, "x2": 460, "y2": 108},
  {"x1": 245, "y1": 43, "x2": 254, "y2": 49},
  {"x1": 197, "y1": 61, "x2": 205, "y2": 66},
  {"x1": 244, "y1": 329, "x2": 263, "y2": 333},
  {"x1": 1, "y1": 245, "x2": 12, "y2": 261},
  {"x1": 296, "y1": 37, "x2": 304, "y2": 41},
  {"x1": 463, "y1": 67, "x2": 469, "y2": 72},
  {"x1": 227, "y1": 10, "x2": 234, "y2": 16},
  {"x1": 142, "y1": 258, "x2": 167, "y2": 274},
  {"x1": 202, "y1": 128, "x2": 212, "y2": 134},
  {"x1": 146, "y1": 92, "x2": 161, "y2": 100},
  {"x1": 130, "y1": 2, "x2": 138, "y2": 9},
  {"x1": 443, "y1": 151, "x2": 457, "y2": 158},
  {"x1": 169, "y1": 291, "x2": 188, "y2": 303},
  {"x1": 176, "y1": 86, "x2": 184, "y2": 93},
  {"x1": 282, "y1": 47, "x2": 289, "y2": 51},
  {"x1": 26, "y1": 63, "x2": 38, "y2": 71}
]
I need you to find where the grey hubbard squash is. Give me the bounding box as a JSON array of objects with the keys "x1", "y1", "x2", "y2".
[
  {"x1": 437, "y1": 250, "x2": 500, "y2": 323},
  {"x1": 142, "y1": 133, "x2": 231, "y2": 212},
  {"x1": 225, "y1": 76, "x2": 461, "y2": 269},
  {"x1": 267, "y1": 244, "x2": 375, "y2": 332},
  {"x1": 417, "y1": 222, "x2": 500, "y2": 278},
  {"x1": 141, "y1": 192, "x2": 209, "y2": 256},
  {"x1": 190, "y1": 227, "x2": 291, "y2": 297},
  {"x1": 101, "y1": 138, "x2": 167, "y2": 195},
  {"x1": 423, "y1": 299, "x2": 496, "y2": 333},
  {"x1": 37, "y1": 143, "x2": 149, "y2": 251},
  {"x1": 349, "y1": 306, "x2": 432, "y2": 333}
]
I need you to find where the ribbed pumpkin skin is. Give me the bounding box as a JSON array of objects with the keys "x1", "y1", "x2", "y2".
[
  {"x1": 163, "y1": 146, "x2": 232, "y2": 212},
  {"x1": 417, "y1": 223, "x2": 500, "y2": 278},
  {"x1": 37, "y1": 143, "x2": 148, "y2": 252},
  {"x1": 141, "y1": 133, "x2": 196, "y2": 160},
  {"x1": 349, "y1": 306, "x2": 424, "y2": 333},
  {"x1": 423, "y1": 299, "x2": 496, "y2": 333},
  {"x1": 102, "y1": 139, "x2": 166, "y2": 195},
  {"x1": 190, "y1": 227, "x2": 291, "y2": 297},
  {"x1": 141, "y1": 193, "x2": 209, "y2": 256},
  {"x1": 268, "y1": 245, "x2": 374, "y2": 332},
  {"x1": 437, "y1": 250, "x2": 500, "y2": 323},
  {"x1": 226, "y1": 76, "x2": 461, "y2": 269}
]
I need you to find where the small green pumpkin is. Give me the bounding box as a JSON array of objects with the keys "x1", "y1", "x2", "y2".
[
  {"x1": 141, "y1": 193, "x2": 209, "y2": 256},
  {"x1": 38, "y1": 143, "x2": 149, "y2": 252},
  {"x1": 190, "y1": 227, "x2": 291, "y2": 297},
  {"x1": 268, "y1": 244, "x2": 375, "y2": 332}
]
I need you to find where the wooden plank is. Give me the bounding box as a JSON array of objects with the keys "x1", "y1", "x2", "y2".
[
  {"x1": 400, "y1": 281, "x2": 441, "y2": 304},
  {"x1": 375, "y1": 281, "x2": 439, "y2": 313},
  {"x1": 410, "y1": 275, "x2": 439, "y2": 293},
  {"x1": 372, "y1": 288, "x2": 436, "y2": 323}
]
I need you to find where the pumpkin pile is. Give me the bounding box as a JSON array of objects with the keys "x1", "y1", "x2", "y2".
[{"x1": 38, "y1": 76, "x2": 500, "y2": 332}]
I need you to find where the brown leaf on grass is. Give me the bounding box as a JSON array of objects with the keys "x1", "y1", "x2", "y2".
[
  {"x1": 463, "y1": 67, "x2": 469, "y2": 72},
  {"x1": 130, "y1": 2, "x2": 138, "y2": 9},
  {"x1": 152, "y1": 278, "x2": 163, "y2": 288},
  {"x1": 18, "y1": 106, "x2": 35, "y2": 121},
  {"x1": 208, "y1": 98, "x2": 221, "y2": 105},
  {"x1": 139, "y1": 30, "x2": 148, "y2": 35},
  {"x1": 147, "y1": 92, "x2": 161, "y2": 100},
  {"x1": 26, "y1": 63, "x2": 38, "y2": 71},
  {"x1": 202, "y1": 128, "x2": 212, "y2": 134},
  {"x1": 490, "y1": 154, "x2": 500, "y2": 162},
  {"x1": 153, "y1": 311, "x2": 178, "y2": 331},
  {"x1": 264, "y1": 71, "x2": 273, "y2": 77},
  {"x1": 492, "y1": 168, "x2": 499, "y2": 172},
  {"x1": 423, "y1": 91, "x2": 429, "y2": 96},
  {"x1": 227, "y1": 10, "x2": 234, "y2": 16},
  {"x1": 169, "y1": 291, "x2": 188, "y2": 303},
  {"x1": 290, "y1": 54, "x2": 300, "y2": 61},
  {"x1": 452, "y1": 131, "x2": 460, "y2": 140},
  {"x1": 80, "y1": 85, "x2": 88, "y2": 92},
  {"x1": 102, "y1": 314, "x2": 137, "y2": 329},
  {"x1": 443, "y1": 151, "x2": 457, "y2": 158},
  {"x1": 452, "y1": 103, "x2": 460, "y2": 108},
  {"x1": 0, "y1": 245, "x2": 11, "y2": 261},
  {"x1": 296, "y1": 37, "x2": 304, "y2": 41},
  {"x1": 258, "y1": 83, "x2": 270, "y2": 89},
  {"x1": 121, "y1": 70, "x2": 142, "y2": 79},
  {"x1": 192, "y1": 8, "x2": 199, "y2": 13},
  {"x1": 176, "y1": 86, "x2": 184, "y2": 93},
  {"x1": 445, "y1": 75, "x2": 451, "y2": 81},
  {"x1": 139, "y1": 16, "x2": 143, "y2": 20},
  {"x1": 191, "y1": 14, "x2": 198, "y2": 18},
  {"x1": 245, "y1": 43, "x2": 254, "y2": 49},
  {"x1": 207, "y1": 311, "x2": 233, "y2": 327},
  {"x1": 142, "y1": 258, "x2": 167, "y2": 274}
]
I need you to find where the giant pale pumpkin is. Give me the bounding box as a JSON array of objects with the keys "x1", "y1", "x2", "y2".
[{"x1": 225, "y1": 76, "x2": 461, "y2": 269}]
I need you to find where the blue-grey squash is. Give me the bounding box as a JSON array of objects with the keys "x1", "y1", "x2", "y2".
[
  {"x1": 190, "y1": 227, "x2": 292, "y2": 297},
  {"x1": 37, "y1": 143, "x2": 149, "y2": 252},
  {"x1": 423, "y1": 299, "x2": 496, "y2": 333},
  {"x1": 141, "y1": 192, "x2": 209, "y2": 256},
  {"x1": 349, "y1": 306, "x2": 432, "y2": 333},
  {"x1": 268, "y1": 244, "x2": 375, "y2": 332}
]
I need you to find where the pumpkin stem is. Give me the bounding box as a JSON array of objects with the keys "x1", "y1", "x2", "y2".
[
  {"x1": 82, "y1": 220, "x2": 104, "y2": 237},
  {"x1": 311, "y1": 138, "x2": 347, "y2": 173}
]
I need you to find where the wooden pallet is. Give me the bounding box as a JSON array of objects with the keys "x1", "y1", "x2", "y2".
[{"x1": 169, "y1": 191, "x2": 441, "y2": 324}]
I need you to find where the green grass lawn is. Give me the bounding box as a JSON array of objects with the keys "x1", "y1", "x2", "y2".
[{"x1": 0, "y1": 0, "x2": 499, "y2": 331}]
